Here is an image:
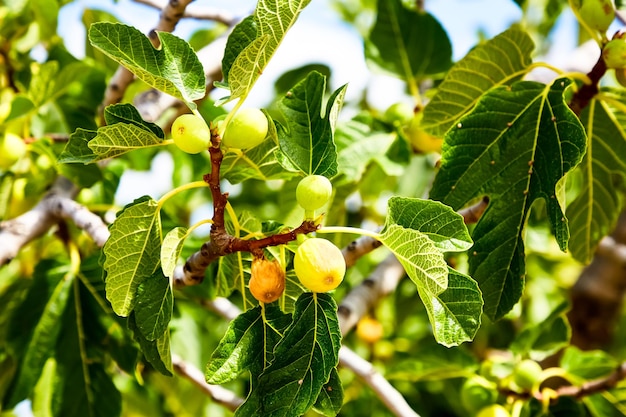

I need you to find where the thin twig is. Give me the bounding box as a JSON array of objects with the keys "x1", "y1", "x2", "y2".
[{"x1": 133, "y1": 0, "x2": 237, "y2": 26}]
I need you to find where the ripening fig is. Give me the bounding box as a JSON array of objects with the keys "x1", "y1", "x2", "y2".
[
  {"x1": 574, "y1": 0, "x2": 615, "y2": 33},
  {"x1": 296, "y1": 175, "x2": 333, "y2": 211},
  {"x1": 384, "y1": 102, "x2": 414, "y2": 126},
  {"x1": 294, "y1": 238, "x2": 346, "y2": 292},
  {"x1": 221, "y1": 108, "x2": 268, "y2": 150},
  {"x1": 512, "y1": 359, "x2": 543, "y2": 390},
  {"x1": 249, "y1": 258, "x2": 285, "y2": 304},
  {"x1": 603, "y1": 38, "x2": 626, "y2": 69},
  {"x1": 0, "y1": 132, "x2": 27, "y2": 169},
  {"x1": 356, "y1": 316, "x2": 384, "y2": 344},
  {"x1": 171, "y1": 114, "x2": 211, "y2": 154}
]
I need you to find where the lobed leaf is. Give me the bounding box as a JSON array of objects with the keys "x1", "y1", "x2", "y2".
[
  {"x1": 385, "y1": 196, "x2": 473, "y2": 252},
  {"x1": 422, "y1": 28, "x2": 535, "y2": 137},
  {"x1": 103, "y1": 197, "x2": 162, "y2": 317},
  {"x1": 379, "y1": 224, "x2": 448, "y2": 294},
  {"x1": 417, "y1": 268, "x2": 483, "y2": 347},
  {"x1": 366, "y1": 0, "x2": 452, "y2": 80},
  {"x1": 430, "y1": 79, "x2": 586, "y2": 320},
  {"x1": 567, "y1": 95, "x2": 626, "y2": 263},
  {"x1": 277, "y1": 71, "x2": 346, "y2": 177},
  {"x1": 88, "y1": 22, "x2": 206, "y2": 108},
  {"x1": 235, "y1": 293, "x2": 341, "y2": 417}
]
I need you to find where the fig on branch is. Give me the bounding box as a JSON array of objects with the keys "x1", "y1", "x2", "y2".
[
  {"x1": 296, "y1": 175, "x2": 333, "y2": 211},
  {"x1": 603, "y1": 38, "x2": 626, "y2": 69},
  {"x1": 511, "y1": 359, "x2": 542, "y2": 391},
  {"x1": 460, "y1": 377, "x2": 498, "y2": 413},
  {"x1": 249, "y1": 258, "x2": 285, "y2": 304},
  {"x1": 0, "y1": 132, "x2": 27, "y2": 169},
  {"x1": 221, "y1": 108, "x2": 268, "y2": 150},
  {"x1": 171, "y1": 114, "x2": 211, "y2": 154},
  {"x1": 356, "y1": 316, "x2": 384, "y2": 344},
  {"x1": 294, "y1": 237, "x2": 346, "y2": 292},
  {"x1": 384, "y1": 102, "x2": 414, "y2": 126},
  {"x1": 476, "y1": 404, "x2": 511, "y2": 417},
  {"x1": 574, "y1": 0, "x2": 615, "y2": 33}
]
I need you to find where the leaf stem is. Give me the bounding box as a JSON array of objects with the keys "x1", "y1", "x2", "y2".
[
  {"x1": 317, "y1": 226, "x2": 382, "y2": 241},
  {"x1": 156, "y1": 180, "x2": 208, "y2": 211}
]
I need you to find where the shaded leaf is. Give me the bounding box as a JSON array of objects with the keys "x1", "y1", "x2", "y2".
[
  {"x1": 560, "y1": 346, "x2": 618, "y2": 380},
  {"x1": 88, "y1": 22, "x2": 205, "y2": 108},
  {"x1": 134, "y1": 270, "x2": 172, "y2": 341},
  {"x1": 567, "y1": 95, "x2": 626, "y2": 263},
  {"x1": 277, "y1": 71, "x2": 346, "y2": 177},
  {"x1": 103, "y1": 103, "x2": 164, "y2": 138},
  {"x1": 103, "y1": 196, "x2": 162, "y2": 317},
  {"x1": 510, "y1": 302, "x2": 571, "y2": 361},
  {"x1": 422, "y1": 28, "x2": 535, "y2": 137},
  {"x1": 57, "y1": 128, "x2": 98, "y2": 164},
  {"x1": 313, "y1": 368, "x2": 343, "y2": 417},
  {"x1": 430, "y1": 79, "x2": 586, "y2": 319},
  {"x1": 221, "y1": 15, "x2": 257, "y2": 86},
  {"x1": 366, "y1": 0, "x2": 452, "y2": 80},
  {"x1": 128, "y1": 313, "x2": 173, "y2": 376}
]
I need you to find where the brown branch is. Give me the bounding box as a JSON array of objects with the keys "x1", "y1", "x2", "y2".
[
  {"x1": 502, "y1": 362, "x2": 626, "y2": 402},
  {"x1": 342, "y1": 233, "x2": 383, "y2": 268},
  {"x1": 171, "y1": 354, "x2": 244, "y2": 411},
  {"x1": 459, "y1": 196, "x2": 489, "y2": 225},
  {"x1": 568, "y1": 51, "x2": 607, "y2": 116}
]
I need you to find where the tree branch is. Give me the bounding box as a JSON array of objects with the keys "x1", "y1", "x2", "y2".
[
  {"x1": 133, "y1": 0, "x2": 237, "y2": 25},
  {"x1": 171, "y1": 354, "x2": 244, "y2": 411}
]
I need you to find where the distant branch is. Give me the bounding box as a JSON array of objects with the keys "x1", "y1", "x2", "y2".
[
  {"x1": 172, "y1": 354, "x2": 244, "y2": 411},
  {"x1": 133, "y1": 0, "x2": 237, "y2": 25}
]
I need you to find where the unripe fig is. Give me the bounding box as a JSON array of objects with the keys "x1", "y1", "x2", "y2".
[
  {"x1": 615, "y1": 66, "x2": 626, "y2": 87},
  {"x1": 356, "y1": 317, "x2": 384, "y2": 344},
  {"x1": 384, "y1": 102, "x2": 414, "y2": 126},
  {"x1": 249, "y1": 258, "x2": 285, "y2": 304},
  {"x1": 0, "y1": 132, "x2": 27, "y2": 169},
  {"x1": 575, "y1": 0, "x2": 615, "y2": 33},
  {"x1": 171, "y1": 114, "x2": 211, "y2": 154},
  {"x1": 296, "y1": 175, "x2": 333, "y2": 211},
  {"x1": 460, "y1": 377, "x2": 498, "y2": 413},
  {"x1": 221, "y1": 108, "x2": 268, "y2": 150},
  {"x1": 476, "y1": 404, "x2": 510, "y2": 417},
  {"x1": 294, "y1": 238, "x2": 346, "y2": 292},
  {"x1": 512, "y1": 359, "x2": 542, "y2": 390},
  {"x1": 603, "y1": 38, "x2": 626, "y2": 69}
]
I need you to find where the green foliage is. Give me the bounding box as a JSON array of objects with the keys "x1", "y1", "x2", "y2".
[{"x1": 4, "y1": 0, "x2": 626, "y2": 416}]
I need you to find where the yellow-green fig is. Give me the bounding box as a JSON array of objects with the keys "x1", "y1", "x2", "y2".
[
  {"x1": 575, "y1": 0, "x2": 615, "y2": 33},
  {"x1": 603, "y1": 38, "x2": 626, "y2": 69}
]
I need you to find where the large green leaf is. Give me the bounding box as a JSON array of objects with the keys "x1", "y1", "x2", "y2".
[
  {"x1": 4, "y1": 262, "x2": 73, "y2": 408},
  {"x1": 422, "y1": 28, "x2": 535, "y2": 137},
  {"x1": 222, "y1": 0, "x2": 312, "y2": 103},
  {"x1": 430, "y1": 79, "x2": 586, "y2": 320},
  {"x1": 134, "y1": 270, "x2": 172, "y2": 341},
  {"x1": 560, "y1": 346, "x2": 618, "y2": 380},
  {"x1": 128, "y1": 313, "x2": 173, "y2": 376},
  {"x1": 416, "y1": 268, "x2": 483, "y2": 347},
  {"x1": 103, "y1": 196, "x2": 162, "y2": 317},
  {"x1": 103, "y1": 103, "x2": 164, "y2": 138},
  {"x1": 235, "y1": 293, "x2": 341, "y2": 417},
  {"x1": 205, "y1": 305, "x2": 292, "y2": 385},
  {"x1": 385, "y1": 197, "x2": 473, "y2": 252},
  {"x1": 277, "y1": 71, "x2": 346, "y2": 177},
  {"x1": 88, "y1": 22, "x2": 206, "y2": 108},
  {"x1": 379, "y1": 224, "x2": 448, "y2": 295},
  {"x1": 365, "y1": 0, "x2": 452, "y2": 80},
  {"x1": 567, "y1": 95, "x2": 626, "y2": 263}
]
